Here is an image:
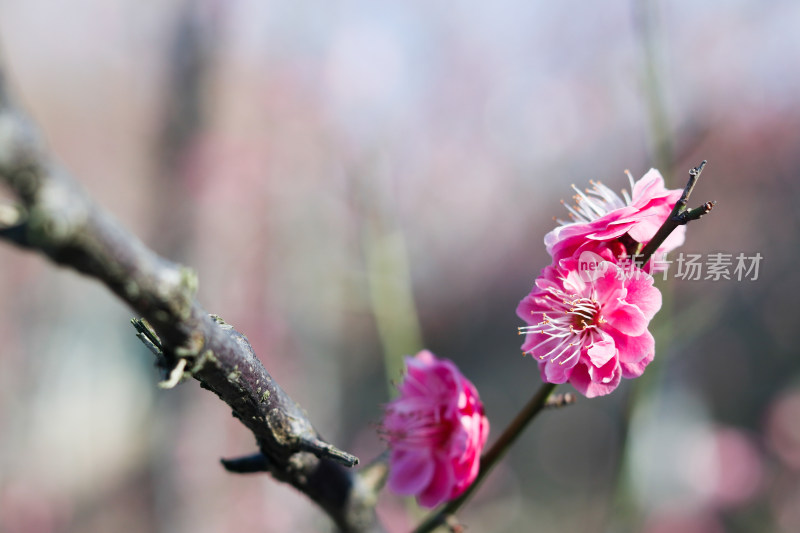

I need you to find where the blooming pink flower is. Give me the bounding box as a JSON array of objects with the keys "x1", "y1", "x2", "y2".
[
  {"x1": 382, "y1": 350, "x2": 489, "y2": 508},
  {"x1": 545, "y1": 169, "x2": 685, "y2": 267},
  {"x1": 516, "y1": 257, "x2": 662, "y2": 397}
]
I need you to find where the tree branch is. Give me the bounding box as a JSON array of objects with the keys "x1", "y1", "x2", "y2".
[{"x1": 0, "y1": 58, "x2": 381, "y2": 532}]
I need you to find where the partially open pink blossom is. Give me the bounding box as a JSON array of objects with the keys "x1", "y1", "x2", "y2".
[
  {"x1": 545, "y1": 169, "x2": 685, "y2": 267},
  {"x1": 382, "y1": 350, "x2": 489, "y2": 508},
  {"x1": 516, "y1": 257, "x2": 662, "y2": 397}
]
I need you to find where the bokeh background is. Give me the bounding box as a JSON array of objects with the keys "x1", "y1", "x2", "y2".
[{"x1": 0, "y1": 1, "x2": 798, "y2": 532}]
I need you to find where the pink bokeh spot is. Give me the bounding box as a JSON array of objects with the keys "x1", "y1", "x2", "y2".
[
  {"x1": 545, "y1": 169, "x2": 685, "y2": 269},
  {"x1": 642, "y1": 507, "x2": 725, "y2": 533},
  {"x1": 516, "y1": 257, "x2": 661, "y2": 397},
  {"x1": 766, "y1": 389, "x2": 800, "y2": 469},
  {"x1": 382, "y1": 351, "x2": 489, "y2": 508},
  {"x1": 709, "y1": 428, "x2": 763, "y2": 508}
]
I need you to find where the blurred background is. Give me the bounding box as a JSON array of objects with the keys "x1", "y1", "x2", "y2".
[{"x1": 0, "y1": 1, "x2": 797, "y2": 532}]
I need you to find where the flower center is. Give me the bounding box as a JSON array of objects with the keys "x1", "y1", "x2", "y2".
[
  {"x1": 569, "y1": 297, "x2": 601, "y2": 331},
  {"x1": 517, "y1": 290, "x2": 603, "y2": 365}
]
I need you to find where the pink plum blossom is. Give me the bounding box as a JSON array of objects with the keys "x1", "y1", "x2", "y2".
[
  {"x1": 516, "y1": 257, "x2": 662, "y2": 397},
  {"x1": 382, "y1": 350, "x2": 489, "y2": 508},
  {"x1": 545, "y1": 169, "x2": 685, "y2": 268}
]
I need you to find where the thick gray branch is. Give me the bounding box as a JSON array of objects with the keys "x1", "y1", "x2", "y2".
[{"x1": 0, "y1": 62, "x2": 381, "y2": 532}]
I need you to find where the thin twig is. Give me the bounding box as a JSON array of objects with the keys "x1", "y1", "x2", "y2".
[{"x1": 639, "y1": 160, "x2": 714, "y2": 266}]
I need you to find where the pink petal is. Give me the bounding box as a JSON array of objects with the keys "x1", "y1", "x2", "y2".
[
  {"x1": 569, "y1": 358, "x2": 621, "y2": 398},
  {"x1": 413, "y1": 350, "x2": 436, "y2": 365},
  {"x1": 541, "y1": 353, "x2": 578, "y2": 384},
  {"x1": 404, "y1": 352, "x2": 460, "y2": 399},
  {"x1": 631, "y1": 168, "x2": 666, "y2": 205},
  {"x1": 418, "y1": 459, "x2": 455, "y2": 508},
  {"x1": 626, "y1": 211, "x2": 667, "y2": 242},
  {"x1": 534, "y1": 273, "x2": 560, "y2": 292},
  {"x1": 516, "y1": 295, "x2": 540, "y2": 325},
  {"x1": 586, "y1": 332, "x2": 616, "y2": 367},
  {"x1": 430, "y1": 359, "x2": 461, "y2": 394},
  {"x1": 447, "y1": 423, "x2": 470, "y2": 458},
  {"x1": 577, "y1": 241, "x2": 621, "y2": 263},
  {"x1": 605, "y1": 301, "x2": 648, "y2": 337},
  {"x1": 623, "y1": 273, "x2": 662, "y2": 321},
  {"x1": 608, "y1": 328, "x2": 655, "y2": 377},
  {"x1": 388, "y1": 450, "x2": 435, "y2": 496},
  {"x1": 586, "y1": 220, "x2": 636, "y2": 240},
  {"x1": 547, "y1": 211, "x2": 634, "y2": 261},
  {"x1": 619, "y1": 350, "x2": 654, "y2": 379},
  {"x1": 591, "y1": 263, "x2": 626, "y2": 304},
  {"x1": 521, "y1": 332, "x2": 554, "y2": 355},
  {"x1": 562, "y1": 263, "x2": 589, "y2": 294}
]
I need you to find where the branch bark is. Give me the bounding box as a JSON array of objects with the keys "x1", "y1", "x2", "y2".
[{"x1": 0, "y1": 60, "x2": 383, "y2": 532}]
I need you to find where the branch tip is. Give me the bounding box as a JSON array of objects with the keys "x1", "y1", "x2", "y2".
[
  {"x1": 134, "y1": 332, "x2": 161, "y2": 356},
  {"x1": 677, "y1": 200, "x2": 715, "y2": 224},
  {"x1": 131, "y1": 318, "x2": 161, "y2": 346},
  {"x1": 221, "y1": 452, "x2": 270, "y2": 474},
  {"x1": 299, "y1": 437, "x2": 359, "y2": 467},
  {"x1": 689, "y1": 159, "x2": 707, "y2": 177},
  {"x1": 638, "y1": 160, "x2": 714, "y2": 266}
]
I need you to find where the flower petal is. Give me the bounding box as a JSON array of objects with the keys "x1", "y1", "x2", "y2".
[
  {"x1": 388, "y1": 450, "x2": 435, "y2": 496},
  {"x1": 541, "y1": 350, "x2": 579, "y2": 384},
  {"x1": 608, "y1": 327, "x2": 655, "y2": 377},
  {"x1": 569, "y1": 358, "x2": 621, "y2": 398},
  {"x1": 631, "y1": 168, "x2": 667, "y2": 205},
  {"x1": 623, "y1": 272, "x2": 662, "y2": 321},
  {"x1": 591, "y1": 263, "x2": 626, "y2": 303},
  {"x1": 586, "y1": 332, "x2": 616, "y2": 367},
  {"x1": 605, "y1": 301, "x2": 648, "y2": 337},
  {"x1": 418, "y1": 459, "x2": 455, "y2": 508}
]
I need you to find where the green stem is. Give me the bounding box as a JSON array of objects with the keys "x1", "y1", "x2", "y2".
[
  {"x1": 634, "y1": 0, "x2": 674, "y2": 180},
  {"x1": 413, "y1": 382, "x2": 558, "y2": 533}
]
